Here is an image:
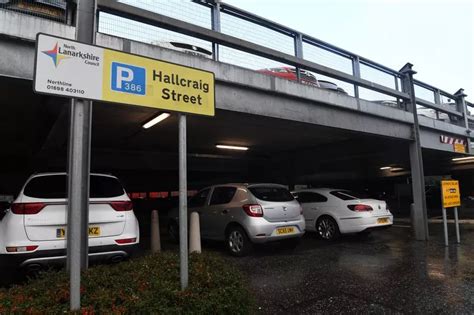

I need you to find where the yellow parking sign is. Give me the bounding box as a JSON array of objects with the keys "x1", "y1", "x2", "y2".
[
  {"x1": 102, "y1": 49, "x2": 215, "y2": 116},
  {"x1": 441, "y1": 180, "x2": 461, "y2": 208}
]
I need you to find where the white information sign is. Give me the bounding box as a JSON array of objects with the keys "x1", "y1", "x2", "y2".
[{"x1": 34, "y1": 33, "x2": 103, "y2": 99}]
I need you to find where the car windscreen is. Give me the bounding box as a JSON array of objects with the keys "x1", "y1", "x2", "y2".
[
  {"x1": 330, "y1": 190, "x2": 368, "y2": 201},
  {"x1": 24, "y1": 175, "x2": 124, "y2": 199},
  {"x1": 249, "y1": 186, "x2": 294, "y2": 202}
]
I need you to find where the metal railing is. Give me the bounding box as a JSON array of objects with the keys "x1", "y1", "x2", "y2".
[
  {"x1": 0, "y1": 0, "x2": 70, "y2": 23},
  {"x1": 94, "y1": 0, "x2": 472, "y2": 135},
  {"x1": 6, "y1": 0, "x2": 470, "y2": 134}
]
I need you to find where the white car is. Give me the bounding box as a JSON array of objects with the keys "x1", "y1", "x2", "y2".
[
  {"x1": 0, "y1": 173, "x2": 139, "y2": 273},
  {"x1": 292, "y1": 188, "x2": 393, "y2": 240}
]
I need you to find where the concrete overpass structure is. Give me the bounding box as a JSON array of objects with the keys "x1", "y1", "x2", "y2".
[{"x1": 0, "y1": 1, "x2": 473, "y2": 241}]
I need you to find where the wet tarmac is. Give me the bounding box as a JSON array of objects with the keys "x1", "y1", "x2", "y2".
[
  {"x1": 227, "y1": 223, "x2": 474, "y2": 314},
  {"x1": 1, "y1": 223, "x2": 474, "y2": 314}
]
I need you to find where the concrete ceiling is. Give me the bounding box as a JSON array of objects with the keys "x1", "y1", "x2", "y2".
[{"x1": 0, "y1": 76, "x2": 471, "y2": 193}]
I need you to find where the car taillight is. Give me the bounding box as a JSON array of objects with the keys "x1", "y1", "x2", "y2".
[
  {"x1": 348, "y1": 204, "x2": 373, "y2": 212},
  {"x1": 11, "y1": 203, "x2": 46, "y2": 215},
  {"x1": 242, "y1": 204, "x2": 263, "y2": 217},
  {"x1": 109, "y1": 201, "x2": 133, "y2": 211},
  {"x1": 6, "y1": 245, "x2": 38, "y2": 252},
  {"x1": 299, "y1": 205, "x2": 304, "y2": 215},
  {"x1": 115, "y1": 238, "x2": 136, "y2": 244}
]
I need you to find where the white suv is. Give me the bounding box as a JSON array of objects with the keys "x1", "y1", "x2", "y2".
[{"x1": 0, "y1": 173, "x2": 139, "y2": 273}]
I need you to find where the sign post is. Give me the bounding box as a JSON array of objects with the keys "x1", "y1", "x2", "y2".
[
  {"x1": 33, "y1": 32, "x2": 215, "y2": 305},
  {"x1": 441, "y1": 180, "x2": 461, "y2": 246},
  {"x1": 179, "y1": 114, "x2": 188, "y2": 289},
  {"x1": 66, "y1": 0, "x2": 96, "y2": 310}
]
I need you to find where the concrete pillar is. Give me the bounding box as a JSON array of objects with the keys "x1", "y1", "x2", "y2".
[
  {"x1": 189, "y1": 212, "x2": 201, "y2": 254},
  {"x1": 150, "y1": 210, "x2": 161, "y2": 253},
  {"x1": 400, "y1": 63, "x2": 429, "y2": 241},
  {"x1": 409, "y1": 142, "x2": 429, "y2": 240}
]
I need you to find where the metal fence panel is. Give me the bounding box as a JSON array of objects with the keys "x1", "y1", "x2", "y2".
[{"x1": 0, "y1": 0, "x2": 68, "y2": 23}]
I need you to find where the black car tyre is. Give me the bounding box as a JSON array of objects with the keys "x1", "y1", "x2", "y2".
[
  {"x1": 316, "y1": 216, "x2": 340, "y2": 241},
  {"x1": 226, "y1": 226, "x2": 251, "y2": 257}
]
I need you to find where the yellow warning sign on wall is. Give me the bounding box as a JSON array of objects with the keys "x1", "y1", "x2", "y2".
[
  {"x1": 453, "y1": 143, "x2": 466, "y2": 153},
  {"x1": 441, "y1": 180, "x2": 461, "y2": 208}
]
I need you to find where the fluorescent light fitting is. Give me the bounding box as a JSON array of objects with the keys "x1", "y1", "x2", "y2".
[
  {"x1": 390, "y1": 167, "x2": 404, "y2": 172},
  {"x1": 452, "y1": 156, "x2": 474, "y2": 162},
  {"x1": 380, "y1": 166, "x2": 391, "y2": 170},
  {"x1": 216, "y1": 144, "x2": 249, "y2": 151},
  {"x1": 142, "y1": 113, "x2": 171, "y2": 129}
]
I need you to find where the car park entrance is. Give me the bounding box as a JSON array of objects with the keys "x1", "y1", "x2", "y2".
[{"x1": 1, "y1": 74, "x2": 472, "y2": 222}]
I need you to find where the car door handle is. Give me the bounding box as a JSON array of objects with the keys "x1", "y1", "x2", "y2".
[
  {"x1": 311, "y1": 207, "x2": 318, "y2": 210},
  {"x1": 222, "y1": 209, "x2": 229, "y2": 214}
]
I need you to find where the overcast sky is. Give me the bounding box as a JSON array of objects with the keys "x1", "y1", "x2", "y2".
[{"x1": 223, "y1": 0, "x2": 473, "y2": 102}]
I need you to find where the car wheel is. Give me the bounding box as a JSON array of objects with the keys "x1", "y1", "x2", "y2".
[
  {"x1": 168, "y1": 220, "x2": 179, "y2": 243},
  {"x1": 316, "y1": 216, "x2": 340, "y2": 241},
  {"x1": 23, "y1": 264, "x2": 44, "y2": 279},
  {"x1": 226, "y1": 226, "x2": 251, "y2": 257}
]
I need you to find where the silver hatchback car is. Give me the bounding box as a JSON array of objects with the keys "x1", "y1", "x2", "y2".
[{"x1": 168, "y1": 183, "x2": 305, "y2": 256}]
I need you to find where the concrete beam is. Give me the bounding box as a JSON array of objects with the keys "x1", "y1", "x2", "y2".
[
  {"x1": 0, "y1": 10, "x2": 74, "y2": 41},
  {"x1": 216, "y1": 84, "x2": 413, "y2": 140},
  {"x1": 0, "y1": 36, "x2": 35, "y2": 80}
]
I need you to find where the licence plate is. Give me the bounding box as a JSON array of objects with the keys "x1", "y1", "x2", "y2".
[
  {"x1": 276, "y1": 227, "x2": 295, "y2": 235},
  {"x1": 56, "y1": 227, "x2": 101, "y2": 238},
  {"x1": 377, "y1": 218, "x2": 389, "y2": 224}
]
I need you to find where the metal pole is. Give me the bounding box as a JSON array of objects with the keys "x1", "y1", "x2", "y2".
[
  {"x1": 454, "y1": 207, "x2": 460, "y2": 244},
  {"x1": 66, "y1": 0, "x2": 96, "y2": 311},
  {"x1": 400, "y1": 63, "x2": 429, "y2": 241},
  {"x1": 294, "y1": 33, "x2": 304, "y2": 83},
  {"x1": 211, "y1": 0, "x2": 221, "y2": 61},
  {"x1": 434, "y1": 89, "x2": 441, "y2": 105},
  {"x1": 434, "y1": 89, "x2": 441, "y2": 120},
  {"x1": 394, "y1": 76, "x2": 401, "y2": 109},
  {"x1": 442, "y1": 207, "x2": 448, "y2": 246},
  {"x1": 352, "y1": 56, "x2": 361, "y2": 98},
  {"x1": 454, "y1": 89, "x2": 471, "y2": 153},
  {"x1": 179, "y1": 114, "x2": 188, "y2": 290}
]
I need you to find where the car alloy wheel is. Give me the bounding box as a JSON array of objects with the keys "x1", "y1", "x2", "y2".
[
  {"x1": 317, "y1": 217, "x2": 338, "y2": 240},
  {"x1": 228, "y1": 230, "x2": 244, "y2": 254},
  {"x1": 226, "y1": 226, "x2": 251, "y2": 256}
]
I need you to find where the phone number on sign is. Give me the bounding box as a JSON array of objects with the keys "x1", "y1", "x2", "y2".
[{"x1": 47, "y1": 85, "x2": 85, "y2": 95}]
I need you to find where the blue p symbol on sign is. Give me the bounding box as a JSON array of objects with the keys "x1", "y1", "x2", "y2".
[{"x1": 111, "y1": 62, "x2": 146, "y2": 95}]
